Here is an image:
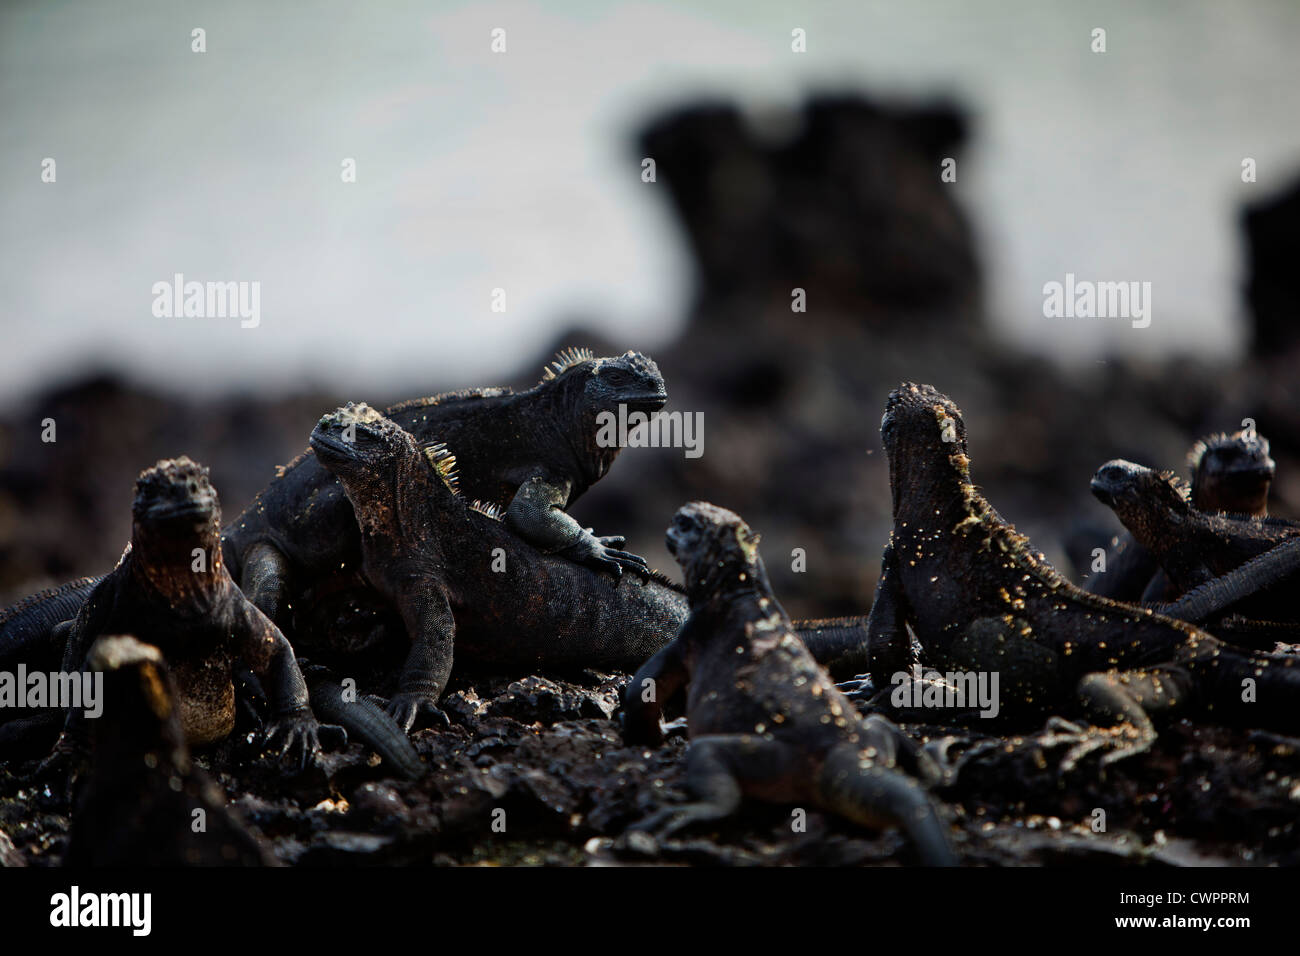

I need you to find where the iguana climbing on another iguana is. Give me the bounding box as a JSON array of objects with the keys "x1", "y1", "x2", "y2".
[
  {"x1": 854, "y1": 383, "x2": 1300, "y2": 767},
  {"x1": 222, "y1": 349, "x2": 668, "y2": 634},
  {"x1": 305, "y1": 404, "x2": 691, "y2": 731},
  {"x1": 303, "y1": 404, "x2": 883, "y2": 730},
  {"x1": 1090, "y1": 459, "x2": 1300, "y2": 647},
  {"x1": 1085, "y1": 430, "x2": 1274, "y2": 602},
  {"x1": 621, "y1": 501, "x2": 956, "y2": 865}
]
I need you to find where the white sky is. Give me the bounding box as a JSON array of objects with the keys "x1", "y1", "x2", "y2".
[{"x1": 2, "y1": 0, "x2": 1298, "y2": 398}]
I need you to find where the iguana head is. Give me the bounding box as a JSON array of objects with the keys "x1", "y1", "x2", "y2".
[
  {"x1": 131, "y1": 457, "x2": 223, "y2": 595},
  {"x1": 311, "y1": 402, "x2": 460, "y2": 503},
  {"x1": 1187, "y1": 430, "x2": 1274, "y2": 515},
  {"x1": 667, "y1": 501, "x2": 771, "y2": 604},
  {"x1": 133, "y1": 456, "x2": 220, "y2": 532},
  {"x1": 310, "y1": 403, "x2": 403, "y2": 475},
  {"x1": 540, "y1": 348, "x2": 668, "y2": 479},
  {"x1": 1090, "y1": 459, "x2": 1192, "y2": 545},
  {"x1": 880, "y1": 383, "x2": 973, "y2": 512}
]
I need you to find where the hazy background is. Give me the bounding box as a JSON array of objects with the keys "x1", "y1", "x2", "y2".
[{"x1": 3, "y1": 0, "x2": 1299, "y2": 400}]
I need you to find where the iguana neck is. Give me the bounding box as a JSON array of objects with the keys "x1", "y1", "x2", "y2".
[
  {"x1": 129, "y1": 522, "x2": 223, "y2": 613},
  {"x1": 532, "y1": 382, "x2": 617, "y2": 489},
  {"x1": 1119, "y1": 499, "x2": 1191, "y2": 562},
  {"x1": 891, "y1": 445, "x2": 981, "y2": 531},
  {"x1": 688, "y1": 553, "x2": 776, "y2": 609},
  {"x1": 346, "y1": 448, "x2": 444, "y2": 549}
]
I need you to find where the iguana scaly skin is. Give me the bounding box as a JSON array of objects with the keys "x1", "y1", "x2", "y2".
[
  {"x1": 1091, "y1": 459, "x2": 1300, "y2": 645},
  {"x1": 1086, "y1": 430, "x2": 1274, "y2": 602},
  {"x1": 50, "y1": 457, "x2": 325, "y2": 769},
  {"x1": 621, "y1": 501, "x2": 956, "y2": 865},
  {"x1": 222, "y1": 349, "x2": 669, "y2": 634},
  {"x1": 65, "y1": 635, "x2": 273, "y2": 866},
  {"x1": 860, "y1": 383, "x2": 1300, "y2": 766},
  {"x1": 305, "y1": 404, "x2": 689, "y2": 731},
  {"x1": 0, "y1": 577, "x2": 100, "y2": 672}
]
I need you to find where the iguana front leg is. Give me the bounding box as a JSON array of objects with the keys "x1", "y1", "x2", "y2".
[
  {"x1": 239, "y1": 540, "x2": 293, "y2": 629},
  {"x1": 622, "y1": 639, "x2": 689, "y2": 746},
  {"x1": 506, "y1": 476, "x2": 649, "y2": 582},
  {"x1": 233, "y1": 600, "x2": 325, "y2": 770},
  {"x1": 865, "y1": 544, "x2": 912, "y2": 688},
  {"x1": 380, "y1": 585, "x2": 456, "y2": 732}
]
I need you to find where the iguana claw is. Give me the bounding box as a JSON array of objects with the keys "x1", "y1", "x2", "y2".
[
  {"x1": 374, "y1": 693, "x2": 451, "y2": 733},
  {"x1": 1039, "y1": 716, "x2": 1153, "y2": 772},
  {"x1": 264, "y1": 712, "x2": 323, "y2": 772},
  {"x1": 564, "y1": 536, "x2": 651, "y2": 583}
]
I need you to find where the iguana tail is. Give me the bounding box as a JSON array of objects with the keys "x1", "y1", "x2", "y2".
[
  {"x1": 307, "y1": 679, "x2": 424, "y2": 780},
  {"x1": 0, "y1": 576, "x2": 100, "y2": 671},
  {"x1": 1186, "y1": 645, "x2": 1300, "y2": 734},
  {"x1": 817, "y1": 742, "x2": 958, "y2": 866},
  {"x1": 792, "y1": 615, "x2": 871, "y2": 680}
]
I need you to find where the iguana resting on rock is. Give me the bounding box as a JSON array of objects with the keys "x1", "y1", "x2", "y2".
[
  {"x1": 621, "y1": 501, "x2": 956, "y2": 865},
  {"x1": 855, "y1": 383, "x2": 1300, "y2": 767},
  {"x1": 1085, "y1": 430, "x2": 1274, "y2": 602},
  {"x1": 44, "y1": 457, "x2": 330, "y2": 771},
  {"x1": 305, "y1": 404, "x2": 690, "y2": 731},
  {"x1": 66, "y1": 635, "x2": 273, "y2": 866},
  {"x1": 1090, "y1": 459, "x2": 1300, "y2": 646},
  {"x1": 222, "y1": 348, "x2": 668, "y2": 634}
]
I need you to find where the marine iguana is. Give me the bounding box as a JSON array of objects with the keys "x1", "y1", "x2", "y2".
[
  {"x1": 303, "y1": 404, "x2": 876, "y2": 729},
  {"x1": 858, "y1": 383, "x2": 1300, "y2": 766},
  {"x1": 305, "y1": 404, "x2": 690, "y2": 731},
  {"x1": 65, "y1": 635, "x2": 274, "y2": 866},
  {"x1": 1187, "y1": 430, "x2": 1276, "y2": 516},
  {"x1": 49, "y1": 457, "x2": 328, "y2": 769},
  {"x1": 621, "y1": 501, "x2": 956, "y2": 865},
  {"x1": 222, "y1": 348, "x2": 668, "y2": 633},
  {"x1": 1090, "y1": 459, "x2": 1300, "y2": 644},
  {"x1": 1085, "y1": 430, "x2": 1274, "y2": 602}
]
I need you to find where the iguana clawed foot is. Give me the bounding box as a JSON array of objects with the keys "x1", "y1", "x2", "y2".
[
  {"x1": 21, "y1": 735, "x2": 85, "y2": 807},
  {"x1": 1039, "y1": 716, "x2": 1154, "y2": 772},
  {"x1": 368, "y1": 693, "x2": 451, "y2": 733},
  {"x1": 627, "y1": 799, "x2": 735, "y2": 841},
  {"x1": 562, "y1": 533, "x2": 651, "y2": 582},
  {"x1": 836, "y1": 673, "x2": 875, "y2": 700},
  {"x1": 263, "y1": 711, "x2": 326, "y2": 772}
]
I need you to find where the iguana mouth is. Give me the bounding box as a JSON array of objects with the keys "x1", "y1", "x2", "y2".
[
  {"x1": 1090, "y1": 460, "x2": 1146, "y2": 506},
  {"x1": 1221, "y1": 462, "x2": 1275, "y2": 480},
  {"x1": 622, "y1": 391, "x2": 669, "y2": 410},
  {"x1": 144, "y1": 497, "x2": 216, "y2": 522},
  {"x1": 310, "y1": 431, "x2": 359, "y2": 460},
  {"x1": 1088, "y1": 477, "x2": 1117, "y2": 507}
]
